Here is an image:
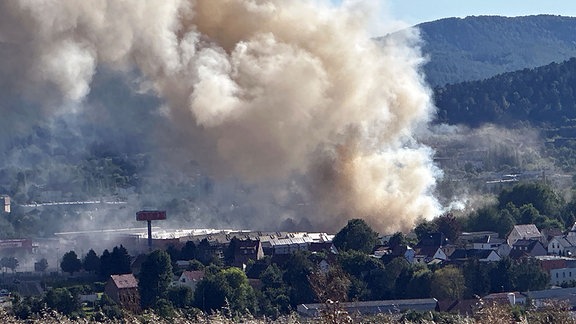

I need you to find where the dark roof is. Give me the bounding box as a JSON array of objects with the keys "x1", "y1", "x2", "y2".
[
  {"x1": 512, "y1": 239, "x2": 543, "y2": 250},
  {"x1": 471, "y1": 249, "x2": 496, "y2": 259},
  {"x1": 508, "y1": 249, "x2": 530, "y2": 259},
  {"x1": 542, "y1": 228, "x2": 564, "y2": 239},
  {"x1": 449, "y1": 249, "x2": 467, "y2": 259},
  {"x1": 416, "y1": 232, "x2": 445, "y2": 248},
  {"x1": 449, "y1": 249, "x2": 497, "y2": 260},
  {"x1": 473, "y1": 235, "x2": 505, "y2": 245},
  {"x1": 309, "y1": 242, "x2": 338, "y2": 254},
  {"x1": 414, "y1": 246, "x2": 441, "y2": 258}
]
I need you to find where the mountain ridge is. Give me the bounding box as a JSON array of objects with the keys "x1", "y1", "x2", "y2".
[{"x1": 413, "y1": 14, "x2": 576, "y2": 86}]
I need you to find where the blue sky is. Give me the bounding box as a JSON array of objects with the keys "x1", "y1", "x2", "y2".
[
  {"x1": 330, "y1": 0, "x2": 576, "y2": 27},
  {"x1": 387, "y1": 0, "x2": 576, "y2": 26}
]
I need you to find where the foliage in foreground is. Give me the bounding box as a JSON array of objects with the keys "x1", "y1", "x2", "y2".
[{"x1": 1, "y1": 300, "x2": 576, "y2": 324}]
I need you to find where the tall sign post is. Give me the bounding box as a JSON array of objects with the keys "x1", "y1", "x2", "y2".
[{"x1": 136, "y1": 210, "x2": 166, "y2": 251}]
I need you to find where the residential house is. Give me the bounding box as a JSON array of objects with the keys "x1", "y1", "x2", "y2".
[
  {"x1": 567, "y1": 222, "x2": 576, "y2": 237},
  {"x1": 509, "y1": 239, "x2": 547, "y2": 259},
  {"x1": 436, "y1": 299, "x2": 480, "y2": 316},
  {"x1": 548, "y1": 235, "x2": 576, "y2": 257},
  {"x1": 507, "y1": 224, "x2": 543, "y2": 245},
  {"x1": 413, "y1": 232, "x2": 448, "y2": 264},
  {"x1": 449, "y1": 249, "x2": 501, "y2": 263},
  {"x1": 175, "y1": 270, "x2": 204, "y2": 293},
  {"x1": 496, "y1": 243, "x2": 512, "y2": 258},
  {"x1": 458, "y1": 231, "x2": 500, "y2": 245},
  {"x1": 550, "y1": 267, "x2": 576, "y2": 286},
  {"x1": 378, "y1": 245, "x2": 415, "y2": 264},
  {"x1": 413, "y1": 246, "x2": 447, "y2": 264},
  {"x1": 541, "y1": 228, "x2": 564, "y2": 244},
  {"x1": 232, "y1": 239, "x2": 264, "y2": 268},
  {"x1": 483, "y1": 292, "x2": 526, "y2": 306},
  {"x1": 471, "y1": 235, "x2": 506, "y2": 251},
  {"x1": 536, "y1": 255, "x2": 576, "y2": 275},
  {"x1": 104, "y1": 274, "x2": 140, "y2": 313}
]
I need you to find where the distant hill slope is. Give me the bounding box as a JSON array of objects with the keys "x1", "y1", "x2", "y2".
[
  {"x1": 417, "y1": 15, "x2": 576, "y2": 86},
  {"x1": 433, "y1": 57, "x2": 576, "y2": 172},
  {"x1": 434, "y1": 57, "x2": 576, "y2": 128}
]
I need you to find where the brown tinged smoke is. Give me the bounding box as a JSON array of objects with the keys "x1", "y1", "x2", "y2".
[{"x1": 0, "y1": 0, "x2": 441, "y2": 233}]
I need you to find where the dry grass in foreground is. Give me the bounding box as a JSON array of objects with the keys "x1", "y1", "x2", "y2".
[{"x1": 0, "y1": 301, "x2": 575, "y2": 323}]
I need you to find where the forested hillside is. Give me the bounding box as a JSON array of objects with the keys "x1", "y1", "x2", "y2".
[
  {"x1": 417, "y1": 15, "x2": 576, "y2": 86},
  {"x1": 434, "y1": 57, "x2": 576, "y2": 171},
  {"x1": 435, "y1": 57, "x2": 576, "y2": 127}
]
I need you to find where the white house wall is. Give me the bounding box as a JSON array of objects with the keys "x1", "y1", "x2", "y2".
[{"x1": 550, "y1": 267, "x2": 576, "y2": 286}]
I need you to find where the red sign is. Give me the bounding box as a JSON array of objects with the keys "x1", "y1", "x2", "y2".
[{"x1": 136, "y1": 210, "x2": 167, "y2": 221}]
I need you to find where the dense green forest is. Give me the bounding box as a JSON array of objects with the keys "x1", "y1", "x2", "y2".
[
  {"x1": 434, "y1": 57, "x2": 576, "y2": 172},
  {"x1": 413, "y1": 15, "x2": 576, "y2": 86},
  {"x1": 435, "y1": 57, "x2": 576, "y2": 127}
]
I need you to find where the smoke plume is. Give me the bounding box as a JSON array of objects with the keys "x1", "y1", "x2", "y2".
[{"x1": 0, "y1": 0, "x2": 440, "y2": 233}]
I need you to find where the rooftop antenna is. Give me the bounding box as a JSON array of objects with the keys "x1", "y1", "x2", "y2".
[{"x1": 136, "y1": 210, "x2": 166, "y2": 251}]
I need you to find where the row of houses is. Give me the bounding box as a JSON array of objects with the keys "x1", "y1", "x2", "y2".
[{"x1": 377, "y1": 223, "x2": 576, "y2": 288}]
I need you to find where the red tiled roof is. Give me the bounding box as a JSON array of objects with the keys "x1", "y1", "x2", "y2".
[
  {"x1": 182, "y1": 270, "x2": 204, "y2": 282},
  {"x1": 110, "y1": 274, "x2": 138, "y2": 289}
]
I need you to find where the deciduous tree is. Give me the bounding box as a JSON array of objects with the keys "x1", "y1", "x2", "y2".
[
  {"x1": 110, "y1": 245, "x2": 131, "y2": 275},
  {"x1": 435, "y1": 213, "x2": 462, "y2": 243},
  {"x1": 430, "y1": 266, "x2": 466, "y2": 300},
  {"x1": 44, "y1": 287, "x2": 80, "y2": 315},
  {"x1": 333, "y1": 219, "x2": 379, "y2": 254},
  {"x1": 194, "y1": 267, "x2": 257, "y2": 315},
  {"x1": 139, "y1": 250, "x2": 173, "y2": 309},
  {"x1": 83, "y1": 249, "x2": 100, "y2": 274},
  {"x1": 60, "y1": 251, "x2": 82, "y2": 275}
]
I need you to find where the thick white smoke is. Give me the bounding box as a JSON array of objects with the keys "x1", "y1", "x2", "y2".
[{"x1": 0, "y1": 0, "x2": 441, "y2": 233}]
